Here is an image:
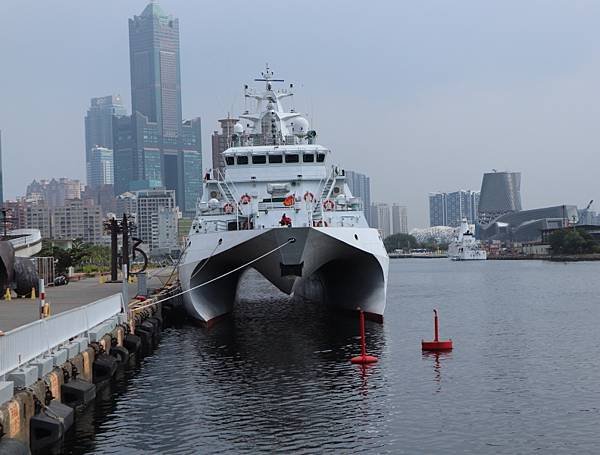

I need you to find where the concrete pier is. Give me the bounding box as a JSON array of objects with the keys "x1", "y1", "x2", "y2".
[
  {"x1": 0, "y1": 270, "x2": 170, "y2": 332},
  {"x1": 0, "y1": 271, "x2": 181, "y2": 453}
]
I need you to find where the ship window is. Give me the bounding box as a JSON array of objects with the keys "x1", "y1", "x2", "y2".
[
  {"x1": 285, "y1": 154, "x2": 299, "y2": 163},
  {"x1": 269, "y1": 155, "x2": 283, "y2": 163},
  {"x1": 316, "y1": 153, "x2": 325, "y2": 162},
  {"x1": 252, "y1": 155, "x2": 266, "y2": 164},
  {"x1": 237, "y1": 156, "x2": 248, "y2": 165},
  {"x1": 225, "y1": 157, "x2": 234, "y2": 165},
  {"x1": 303, "y1": 153, "x2": 314, "y2": 163}
]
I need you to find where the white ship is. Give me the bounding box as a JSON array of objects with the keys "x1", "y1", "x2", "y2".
[
  {"x1": 179, "y1": 67, "x2": 389, "y2": 325},
  {"x1": 448, "y1": 219, "x2": 487, "y2": 261}
]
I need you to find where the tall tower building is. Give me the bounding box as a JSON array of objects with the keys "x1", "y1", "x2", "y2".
[
  {"x1": 429, "y1": 192, "x2": 447, "y2": 227},
  {"x1": 370, "y1": 202, "x2": 392, "y2": 239},
  {"x1": 345, "y1": 170, "x2": 372, "y2": 224},
  {"x1": 478, "y1": 171, "x2": 522, "y2": 226},
  {"x1": 129, "y1": 2, "x2": 182, "y2": 141},
  {"x1": 114, "y1": 2, "x2": 202, "y2": 215},
  {"x1": 84, "y1": 95, "x2": 127, "y2": 185},
  {"x1": 429, "y1": 190, "x2": 480, "y2": 227},
  {"x1": 391, "y1": 204, "x2": 408, "y2": 234}
]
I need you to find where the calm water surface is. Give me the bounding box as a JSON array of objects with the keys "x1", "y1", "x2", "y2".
[{"x1": 61, "y1": 260, "x2": 600, "y2": 454}]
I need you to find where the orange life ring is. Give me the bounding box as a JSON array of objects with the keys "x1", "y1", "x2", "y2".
[
  {"x1": 240, "y1": 194, "x2": 252, "y2": 205},
  {"x1": 223, "y1": 203, "x2": 234, "y2": 214},
  {"x1": 283, "y1": 195, "x2": 295, "y2": 207},
  {"x1": 323, "y1": 199, "x2": 335, "y2": 211},
  {"x1": 303, "y1": 191, "x2": 315, "y2": 203}
]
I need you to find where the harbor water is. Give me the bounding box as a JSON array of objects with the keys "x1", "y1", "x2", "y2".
[{"x1": 62, "y1": 260, "x2": 600, "y2": 454}]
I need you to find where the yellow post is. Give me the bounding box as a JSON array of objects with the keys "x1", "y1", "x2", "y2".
[
  {"x1": 4, "y1": 288, "x2": 11, "y2": 301},
  {"x1": 43, "y1": 302, "x2": 51, "y2": 318},
  {"x1": 30, "y1": 287, "x2": 36, "y2": 300},
  {"x1": 99, "y1": 274, "x2": 105, "y2": 284}
]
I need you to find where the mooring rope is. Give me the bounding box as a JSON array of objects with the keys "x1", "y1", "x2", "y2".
[{"x1": 129, "y1": 237, "x2": 296, "y2": 313}]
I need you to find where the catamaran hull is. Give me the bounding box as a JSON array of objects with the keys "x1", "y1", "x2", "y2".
[{"x1": 179, "y1": 227, "x2": 388, "y2": 324}]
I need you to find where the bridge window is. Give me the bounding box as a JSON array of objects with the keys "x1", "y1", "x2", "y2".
[
  {"x1": 225, "y1": 156, "x2": 234, "y2": 165},
  {"x1": 252, "y1": 155, "x2": 267, "y2": 164},
  {"x1": 237, "y1": 156, "x2": 249, "y2": 165},
  {"x1": 316, "y1": 153, "x2": 325, "y2": 162},
  {"x1": 285, "y1": 154, "x2": 299, "y2": 163},
  {"x1": 303, "y1": 153, "x2": 314, "y2": 163},
  {"x1": 269, "y1": 155, "x2": 283, "y2": 163}
]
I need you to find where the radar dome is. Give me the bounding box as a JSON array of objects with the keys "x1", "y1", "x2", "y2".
[
  {"x1": 289, "y1": 116, "x2": 309, "y2": 136},
  {"x1": 233, "y1": 122, "x2": 244, "y2": 134}
]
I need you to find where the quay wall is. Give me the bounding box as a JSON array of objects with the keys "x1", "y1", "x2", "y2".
[{"x1": 0, "y1": 284, "x2": 182, "y2": 453}]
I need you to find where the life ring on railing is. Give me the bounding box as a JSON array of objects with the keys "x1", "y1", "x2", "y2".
[
  {"x1": 323, "y1": 199, "x2": 335, "y2": 211},
  {"x1": 283, "y1": 195, "x2": 295, "y2": 207},
  {"x1": 303, "y1": 191, "x2": 315, "y2": 203},
  {"x1": 240, "y1": 194, "x2": 252, "y2": 205},
  {"x1": 223, "y1": 203, "x2": 235, "y2": 214}
]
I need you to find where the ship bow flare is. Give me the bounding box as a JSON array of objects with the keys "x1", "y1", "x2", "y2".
[{"x1": 179, "y1": 227, "x2": 388, "y2": 323}]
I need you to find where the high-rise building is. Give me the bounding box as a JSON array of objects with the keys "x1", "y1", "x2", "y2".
[
  {"x1": 429, "y1": 190, "x2": 480, "y2": 227},
  {"x1": 84, "y1": 95, "x2": 127, "y2": 184},
  {"x1": 26, "y1": 178, "x2": 82, "y2": 209},
  {"x1": 478, "y1": 171, "x2": 522, "y2": 226},
  {"x1": 211, "y1": 117, "x2": 239, "y2": 177},
  {"x1": 89, "y1": 147, "x2": 114, "y2": 188},
  {"x1": 129, "y1": 2, "x2": 182, "y2": 141},
  {"x1": 114, "y1": 2, "x2": 202, "y2": 215},
  {"x1": 429, "y1": 192, "x2": 447, "y2": 227},
  {"x1": 391, "y1": 204, "x2": 408, "y2": 234},
  {"x1": 135, "y1": 189, "x2": 179, "y2": 253},
  {"x1": 370, "y1": 202, "x2": 392, "y2": 239},
  {"x1": 345, "y1": 170, "x2": 371, "y2": 224}
]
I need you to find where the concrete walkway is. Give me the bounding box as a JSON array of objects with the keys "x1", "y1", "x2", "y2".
[{"x1": 0, "y1": 268, "x2": 173, "y2": 332}]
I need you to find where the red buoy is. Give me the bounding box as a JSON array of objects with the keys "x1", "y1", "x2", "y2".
[
  {"x1": 351, "y1": 310, "x2": 378, "y2": 364},
  {"x1": 421, "y1": 309, "x2": 453, "y2": 351}
]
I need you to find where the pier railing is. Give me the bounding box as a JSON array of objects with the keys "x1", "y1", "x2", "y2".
[{"x1": 0, "y1": 293, "x2": 124, "y2": 378}]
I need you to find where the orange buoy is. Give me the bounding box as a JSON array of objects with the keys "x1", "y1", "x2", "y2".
[
  {"x1": 422, "y1": 309, "x2": 453, "y2": 351},
  {"x1": 351, "y1": 310, "x2": 378, "y2": 364}
]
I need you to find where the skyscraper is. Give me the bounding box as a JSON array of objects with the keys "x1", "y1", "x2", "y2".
[
  {"x1": 429, "y1": 190, "x2": 480, "y2": 227},
  {"x1": 114, "y1": 2, "x2": 202, "y2": 215},
  {"x1": 129, "y1": 2, "x2": 182, "y2": 141},
  {"x1": 391, "y1": 204, "x2": 408, "y2": 234},
  {"x1": 429, "y1": 192, "x2": 447, "y2": 227},
  {"x1": 89, "y1": 147, "x2": 114, "y2": 187},
  {"x1": 478, "y1": 171, "x2": 522, "y2": 226},
  {"x1": 345, "y1": 170, "x2": 372, "y2": 224},
  {"x1": 84, "y1": 95, "x2": 127, "y2": 185},
  {"x1": 370, "y1": 202, "x2": 392, "y2": 238}
]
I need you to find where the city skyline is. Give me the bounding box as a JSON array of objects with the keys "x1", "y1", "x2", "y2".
[{"x1": 3, "y1": 1, "x2": 600, "y2": 227}]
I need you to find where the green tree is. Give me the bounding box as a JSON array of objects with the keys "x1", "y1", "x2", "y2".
[
  {"x1": 549, "y1": 228, "x2": 599, "y2": 255},
  {"x1": 384, "y1": 233, "x2": 419, "y2": 253}
]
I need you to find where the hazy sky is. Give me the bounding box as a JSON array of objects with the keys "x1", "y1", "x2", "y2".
[{"x1": 2, "y1": 0, "x2": 600, "y2": 227}]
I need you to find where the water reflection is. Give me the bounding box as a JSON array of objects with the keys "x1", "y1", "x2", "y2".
[{"x1": 422, "y1": 351, "x2": 453, "y2": 392}]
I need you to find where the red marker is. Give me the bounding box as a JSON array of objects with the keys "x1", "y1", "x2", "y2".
[{"x1": 422, "y1": 309, "x2": 453, "y2": 351}]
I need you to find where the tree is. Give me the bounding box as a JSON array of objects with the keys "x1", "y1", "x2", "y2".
[
  {"x1": 548, "y1": 228, "x2": 599, "y2": 255},
  {"x1": 36, "y1": 240, "x2": 111, "y2": 274},
  {"x1": 384, "y1": 233, "x2": 419, "y2": 253}
]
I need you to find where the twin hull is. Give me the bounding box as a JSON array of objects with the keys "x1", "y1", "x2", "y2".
[{"x1": 179, "y1": 227, "x2": 389, "y2": 323}]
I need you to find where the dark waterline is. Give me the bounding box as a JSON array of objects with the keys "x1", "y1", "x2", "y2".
[{"x1": 60, "y1": 260, "x2": 600, "y2": 454}]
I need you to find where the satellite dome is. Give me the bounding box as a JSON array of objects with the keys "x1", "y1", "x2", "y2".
[
  {"x1": 233, "y1": 122, "x2": 244, "y2": 134},
  {"x1": 208, "y1": 198, "x2": 220, "y2": 209},
  {"x1": 289, "y1": 116, "x2": 309, "y2": 136}
]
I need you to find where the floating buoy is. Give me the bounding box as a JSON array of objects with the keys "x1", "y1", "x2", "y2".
[
  {"x1": 350, "y1": 309, "x2": 378, "y2": 364},
  {"x1": 422, "y1": 309, "x2": 453, "y2": 351}
]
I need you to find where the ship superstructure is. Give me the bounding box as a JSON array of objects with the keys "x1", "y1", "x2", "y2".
[
  {"x1": 448, "y1": 219, "x2": 487, "y2": 261},
  {"x1": 179, "y1": 67, "x2": 389, "y2": 324}
]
